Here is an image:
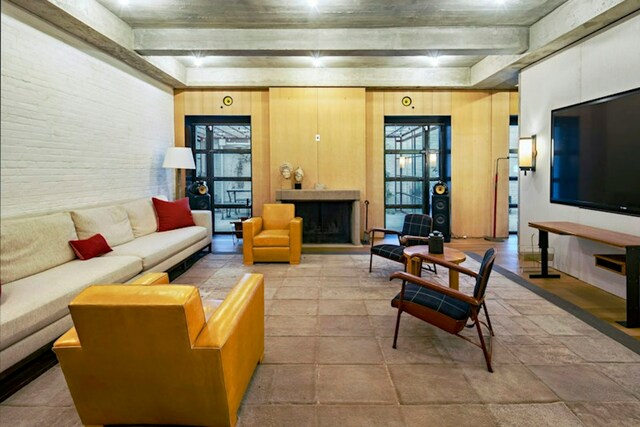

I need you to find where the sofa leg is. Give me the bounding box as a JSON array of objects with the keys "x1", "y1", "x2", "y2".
[{"x1": 208, "y1": 243, "x2": 212, "y2": 253}]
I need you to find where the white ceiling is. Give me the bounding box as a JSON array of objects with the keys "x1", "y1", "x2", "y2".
[{"x1": 7, "y1": 0, "x2": 640, "y2": 88}]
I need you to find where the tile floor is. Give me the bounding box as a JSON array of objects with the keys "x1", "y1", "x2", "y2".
[{"x1": 1, "y1": 253, "x2": 639, "y2": 426}]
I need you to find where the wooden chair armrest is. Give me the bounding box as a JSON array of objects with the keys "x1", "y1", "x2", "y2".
[
  {"x1": 369, "y1": 227, "x2": 401, "y2": 235},
  {"x1": 400, "y1": 235, "x2": 430, "y2": 245},
  {"x1": 390, "y1": 271, "x2": 480, "y2": 306},
  {"x1": 412, "y1": 254, "x2": 479, "y2": 278}
]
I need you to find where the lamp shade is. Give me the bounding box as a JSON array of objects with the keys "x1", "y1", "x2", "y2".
[
  {"x1": 518, "y1": 136, "x2": 536, "y2": 172},
  {"x1": 162, "y1": 147, "x2": 195, "y2": 169}
]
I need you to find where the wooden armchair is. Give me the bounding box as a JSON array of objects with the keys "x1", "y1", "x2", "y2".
[
  {"x1": 369, "y1": 213, "x2": 435, "y2": 273},
  {"x1": 390, "y1": 248, "x2": 497, "y2": 372}
]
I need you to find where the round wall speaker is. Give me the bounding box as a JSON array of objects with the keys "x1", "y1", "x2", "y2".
[
  {"x1": 401, "y1": 96, "x2": 412, "y2": 106},
  {"x1": 223, "y1": 96, "x2": 233, "y2": 106}
]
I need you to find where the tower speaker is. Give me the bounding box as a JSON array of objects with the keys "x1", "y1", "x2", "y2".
[
  {"x1": 431, "y1": 194, "x2": 451, "y2": 242},
  {"x1": 188, "y1": 193, "x2": 211, "y2": 211}
]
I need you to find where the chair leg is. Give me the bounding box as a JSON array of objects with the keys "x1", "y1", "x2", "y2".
[
  {"x1": 473, "y1": 312, "x2": 493, "y2": 373},
  {"x1": 392, "y1": 309, "x2": 402, "y2": 349},
  {"x1": 482, "y1": 303, "x2": 495, "y2": 336},
  {"x1": 369, "y1": 253, "x2": 373, "y2": 273}
]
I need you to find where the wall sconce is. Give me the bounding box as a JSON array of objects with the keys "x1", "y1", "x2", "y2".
[
  {"x1": 518, "y1": 135, "x2": 537, "y2": 175},
  {"x1": 428, "y1": 153, "x2": 438, "y2": 168}
]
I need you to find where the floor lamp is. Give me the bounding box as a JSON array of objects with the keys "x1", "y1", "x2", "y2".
[
  {"x1": 162, "y1": 147, "x2": 195, "y2": 200},
  {"x1": 485, "y1": 156, "x2": 510, "y2": 242}
]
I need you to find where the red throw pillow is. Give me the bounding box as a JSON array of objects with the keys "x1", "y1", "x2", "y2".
[
  {"x1": 69, "y1": 233, "x2": 112, "y2": 260},
  {"x1": 152, "y1": 197, "x2": 195, "y2": 232}
]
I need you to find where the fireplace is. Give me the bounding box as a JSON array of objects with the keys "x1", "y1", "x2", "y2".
[
  {"x1": 293, "y1": 201, "x2": 352, "y2": 243},
  {"x1": 275, "y1": 189, "x2": 361, "y2": 245}
]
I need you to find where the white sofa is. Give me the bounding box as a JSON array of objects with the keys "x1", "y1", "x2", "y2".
[{"x1": 0, "y1": 196, "x2": 212, "y2": 374}]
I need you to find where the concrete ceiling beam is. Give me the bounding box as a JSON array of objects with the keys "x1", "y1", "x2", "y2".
[
  {"x1": 6, "y1": 0, "x2": 187, "y2": 87},
  {"x1": 470, "y1": 0, "x2": 640, "y2": 88},
  {"x1": 185, "y1": 67, "x2": 470, "y2": 88},
  {"x1": 133, "y1": 26, "x2": 528, "y2": 56}
]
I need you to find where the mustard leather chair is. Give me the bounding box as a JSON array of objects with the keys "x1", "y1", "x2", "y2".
[
  {"x1": 53, "y1": 273, "x2": 264, "y2": 427},
  {"x1": 242, "y1": 203, "x2": 302, "y2": 265}
]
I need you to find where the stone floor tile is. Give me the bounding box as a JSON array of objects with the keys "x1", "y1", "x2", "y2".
[
  {"x1": 504, "y1": 299, "x2": 567, "y2": 315},
  {"x1": 265, "y1": 315, "x2": 317, "y2": 336},
  {"x1": 401, "y1": 404, "x2": 497, "y2": 427},
  {"x1": 379, "y1": 336, "x2": 448, "y2": 365},
  {"x1": 529, "y1": 364, "x2": 637, "y2": 402},
  {"x1": 0, "y1": 406, "x2": 82, "y2": 427},
  {"x1": 462, "y1": 365, "x2": 558, "y2": 403},
  {"x1": 593, "y1": 363, "x2": 640, "y2": 398},
  {"x1": 318, "y1": 315, "x2": 374, "y2": 336},
  {"x1": 526, "y1": 314, "x2": 600, "y2": 336},
  {"x1": 285, "y1": 267, "x2": 322, "y2": 277},
  {"x1": 508, "y1": 344, "x2": 584, "y2": 365},
  {"x1": 282, "y1": 277, "x2": 321, "y2": 287},
  {"x1": 273, "y1": 286, "x2": 319, "y2": 299},
  {"x1": 318, "y1": 299, "x2": 367, "y2": 315},
  {"x1": 321, "y1": 267, "x2": 362, "y2": 277},
  {"x1": 267, "y1": 299, "x2": 318, "y2": 316},
  {"x1": 317, "y1": 365, "x2": 397, "y2": 404},
  {"x1": 488, "y1": 403, "x2": 583, "y2": 427},
  {"x1": 3, "y1": 366, "x2": 73, "y2": 407},
  {"x1": 370, "y1": 315, "x2": 436, "y2": 338},
  {"x1": 364, "y1": 299, "x2": 396, "y2": 316},
  {"x1": 243, "y1": 365, "x2": 275, "y2": 404},
  {"x1": 490, "y1": 315, "x2": 550, "y2": 336},
  {"x1": 318, "y1": 405, "x2": 405, "y2": 427},
  {"x1": 318, "y1": 277, "x2": 360, "y2": 287},
  {"x1": 388, "y1": 365, "x2": 480, "y2": 404},
  {"x1": 270, "y1": 365, "x2": 316, "y2": 403},
  {"x1": 263, "y1": 336, "x2": 317, "y2": 364},
  {"x1": 568, "y1": 401, "x2": 640, "y2": 427},
  {"x1": 237, "y1": 405, "x2": 316, "y2": 427},
  {"x1": 437, "y1": 334, "x2": 520, "y2": 366},
  {"x1": 317, "y1": 336, "x2": 384, "y2": 364},
  {"x1": 561, "y1": 336, "x2": 640, "y2": 362},
  {"x1": 319, "y1": 287, "x2": 367, "y2": 300}
]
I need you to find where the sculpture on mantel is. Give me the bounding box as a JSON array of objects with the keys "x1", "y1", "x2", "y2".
[
  {"x1": 279, "y1": 162, "x2": 292, "y2": 180},
  {"x1": 293, "y1": 167, "x2": 304, "y2": 189}
]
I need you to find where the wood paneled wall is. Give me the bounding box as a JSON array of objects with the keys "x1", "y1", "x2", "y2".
[
  {"x1": 173, "y1": 89, "x2": 270, "y2": 215},
  {"x1": 366, "y1": 90, "x2": 518, "y2": 238},
  {"x1": 174, "y1": 88, "x2": 517, "y2": 238}
]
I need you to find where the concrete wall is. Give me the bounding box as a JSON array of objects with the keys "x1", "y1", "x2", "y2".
[
  {"x1": 519, "y1": 13, "x2": 640, "y2": 297},
  {"x1": 0, "y1": 1, "x2": 174, "y2": 217}
]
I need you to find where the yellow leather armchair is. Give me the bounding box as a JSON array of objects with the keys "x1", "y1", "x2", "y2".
[
  {"x1": 53, "y1": 273, "x2": 264, "y2": 427},
  {"x1": 242, "y1": 203, "x2": 302, "y2": 265}
]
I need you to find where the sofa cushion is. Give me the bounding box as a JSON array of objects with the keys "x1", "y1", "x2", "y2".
[
  {"x1": 0, "y1": 255, "x2": 142, "y2": 351},
  {"x1": 69, "y1": 234, "x2": 113, "y2": 260},
  {"x1": 122, "y1": 197, "x2": 160, "y2": 238},
  {"x1": 106, "y1": 226, "x2": 208, "y2": 270},
  {"x1": 152, "y1": 197, "x2": 195, "y2": 232},
  {"x1": 0, "y1": 213, "x2": 78, "y2": 284},
  {"x1": 72, "y1": 205, "x2": 135, "y2": 247},
  {"x1": 254, "y1": 229, "x2": 290, "y2": 247}
]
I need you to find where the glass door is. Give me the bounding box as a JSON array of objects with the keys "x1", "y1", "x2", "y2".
[
  {"x1": 188, "y1": 117, "x2": 252, "y2": 234},
  {"x1": 384, "y1": 123, "x2": 447, "y2": 230}
]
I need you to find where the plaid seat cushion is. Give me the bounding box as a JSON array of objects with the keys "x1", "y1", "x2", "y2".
[
  {"x1": 392, "y1": 283, "x2": 470, "y2": 320},
  {"x1": 371, "y1": 244, "x2": 405, "y2": 262}
]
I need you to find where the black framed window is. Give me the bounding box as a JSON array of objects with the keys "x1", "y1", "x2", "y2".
[{"x1": 186, "y1": 116, "x2": 252, "y2": 234}]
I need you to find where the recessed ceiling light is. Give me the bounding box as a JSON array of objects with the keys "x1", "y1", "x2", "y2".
[
  {"x1": 193, "y1": 56, "x2": 203, "y2": 67},
  {"x1": 308, "y1": 0, "x2": 319, "y2": 8},
  {"x1": 429, "y1": 56, "x2": 439, "y2": 67},
  {"x1": 312, "y1": 56, "x2": 322, "y2": 67},
  {"x1": 119, "y1": 0, "x2": 129, "y2": 6}
]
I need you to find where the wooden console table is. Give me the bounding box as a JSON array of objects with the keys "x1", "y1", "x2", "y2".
[{"x1": 529, "y1": 221, "x2": 640, "y2": 328}]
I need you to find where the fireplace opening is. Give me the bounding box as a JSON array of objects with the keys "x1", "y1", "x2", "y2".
[{"x1": 290, "y1": 201, "x2": 352, "y2": 244}]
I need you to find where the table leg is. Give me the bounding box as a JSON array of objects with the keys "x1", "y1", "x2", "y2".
[
  {"x1": 407, "y1": 256, "x2": 422, "y2": 277},
  {"x1": 618, "y1": 246, "x2": 640, "y2": 328},
  {"x1": 530, "y1": 230, "x2": 561, "y2": 279},
  {"x1": 449, "y1": 270, "x2": 459, "y2": 290}
]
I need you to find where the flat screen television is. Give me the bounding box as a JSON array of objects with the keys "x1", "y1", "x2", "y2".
[{"x1": 550, "y1": 87, "x2": 640, "y2": 216}]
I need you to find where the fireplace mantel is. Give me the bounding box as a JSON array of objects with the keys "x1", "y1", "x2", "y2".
[
  {"x1": 275, "y1": 189, "x2": 360, "y2": 201},
  {"x1": 275, "y1": 189, "x2": 361, "y2": 245}
]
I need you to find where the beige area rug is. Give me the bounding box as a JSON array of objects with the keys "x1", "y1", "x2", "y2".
[{"x1": 2, "y1": 253, "x2": 640, "y2": 426}]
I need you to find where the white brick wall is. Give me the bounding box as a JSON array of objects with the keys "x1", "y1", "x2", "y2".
[{"x1": 0, "y1": 2, "x2": 175, "y2": 217}]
